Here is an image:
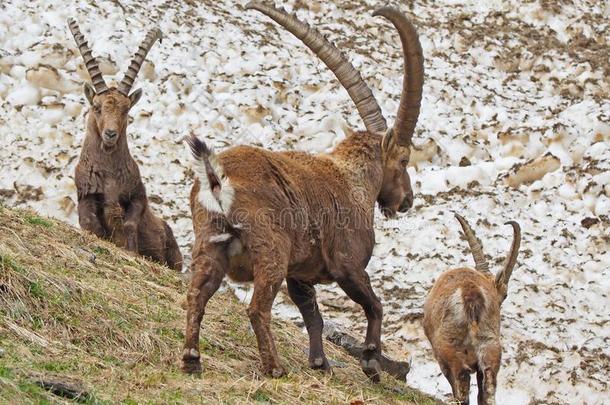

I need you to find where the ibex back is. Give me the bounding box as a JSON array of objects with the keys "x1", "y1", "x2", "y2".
[{"x1": 181, "y1": 3, "x2": 426, "y2": 382}]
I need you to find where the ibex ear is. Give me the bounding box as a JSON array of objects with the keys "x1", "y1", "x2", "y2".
[
  {"x1": 83, "y1": 83, "x2": 96, "y2": 106},
  {"x1": 381, "y1": 128, "x2": 397, "y2": 155},
  {"x1": 128, "y1": 88, "x2": 143, "y2": 109}
]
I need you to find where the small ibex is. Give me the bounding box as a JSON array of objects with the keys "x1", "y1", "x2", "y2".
[
  {"x1": 68, "y1": 20, "x2": 182, "y2": 271},
  {"x1": 181, "y1": 3, "x2": 424, "y2": 382},
  {"x1": 423, "y1": 214, "x2": 521, "y2": 405}
]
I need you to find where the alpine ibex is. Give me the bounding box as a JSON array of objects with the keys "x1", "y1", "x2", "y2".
[
  {"x1": 423, "y1": 214, "x2": 521, "y2": 405},
  {"x1": 181, "y1": 3, "x2": 424, "y2": 382},
  {"x1": 68, "y1": 19, "x2": 182, "y2": 271}
]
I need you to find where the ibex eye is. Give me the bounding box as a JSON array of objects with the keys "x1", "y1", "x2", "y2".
[{"x1": 93, "y1": 105, "x2": 101, "y2": 113}]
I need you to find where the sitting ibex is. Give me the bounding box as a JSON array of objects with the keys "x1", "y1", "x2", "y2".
[
  {"x1": 423, "y1": 214, "x2": 521, "y2": 404},
  {"x1": 181, "y1": 3, "x2": 424, "y2": 381},
  {"x1": 68, "y1": 20, "x2": 182, "y2": 271}
]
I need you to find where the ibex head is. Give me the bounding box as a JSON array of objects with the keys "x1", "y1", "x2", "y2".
[
  {"x1": 374, "y1": 7, "x2": 424, "y2": 217},
  {"x1": 68, "y1": 19, "x2": 162, "y2": 152},
  {"x1": 246, "y1": 4, "x2": 424, "y2": 218}
]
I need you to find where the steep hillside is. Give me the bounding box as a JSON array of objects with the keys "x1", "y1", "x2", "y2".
[
  {"x1": 0, "y1": 206, "x2": 436, "y2": 404},
  {"x1": 1, "y1": 0, "x2": 608, "y2": 402}
]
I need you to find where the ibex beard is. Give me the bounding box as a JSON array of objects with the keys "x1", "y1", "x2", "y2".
[{"x1": 181, "y1": 3, "x2": 426, "y2": 382}]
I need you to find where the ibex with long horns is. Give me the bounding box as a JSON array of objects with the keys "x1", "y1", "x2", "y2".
[
  {"x1": 181, "y1": 3, "x2": 424, "y2": 381},
  {"x1": 68, "y1": 19, "x2": 182, "y2": 271},
  {"x1": 423, "y1": 214, "x2": 521, "y2": 404}
]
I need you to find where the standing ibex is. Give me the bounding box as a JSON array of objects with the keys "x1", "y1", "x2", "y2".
[
  {"x1": 68, "y1": 20, "x2": 182, "y2": 271},
  {"x1": 181, "y1": 3, "x2": 424, "y2": 381},
  {"x1": 423, "y1": 214, "x2": 521, "y2": 404}
]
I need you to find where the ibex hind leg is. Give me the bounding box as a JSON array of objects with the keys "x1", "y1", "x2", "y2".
[
  {"x1": 163, "y1": 221, "x2": 183, "y2": 272},
  {"x1": 335, "y1": 270, "x2": 383, "y2": 382},
  {"x1": 286, "y1": 278, "x2": 329, "y2": 371},
  {"x1": 181, "y1": 243, "x2": 227, "y2": 375},
  {"x1": 477, "y1": 344, "x2": 501, "y2": 405}
]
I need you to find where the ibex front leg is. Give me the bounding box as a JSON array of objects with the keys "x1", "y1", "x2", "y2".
[
  {"x1": 78, "y1": 195, "x2": 106, "y2": 238},
  {"x1": 123, "y1": 198, "x2": 145, "y2": 253},
  {"x1": 335, "y1": 269, "x2": 383, "y2": 382}
]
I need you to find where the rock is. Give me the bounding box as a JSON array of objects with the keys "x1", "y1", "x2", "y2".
[
  {"x1": 322, "y1": 322, "x2": 410, "y2": 381},
  {"x1": 13, "y1": 183, "x2": 44, "y2": 202},
  {"x1": 140, "y1": 60, "x2": 157, "y2": 82},
  {"x1": 505, "y1": 153, "x2": 561, "y2": 188},
  {"x1": 409, "y1": 138, "x2": 439, "y2": 167},
  {"x1": 581, "y1": 217, "x2": 600, "y2": 229},
  {"x1": 75, "y1": 56, "x2": 119, "y2": 85},
  {"x1": 29, "y1": 373, "x2": 89, "y2": 400},
  {"x1": 26, "y1": 65, "x2": 63, "y2": 92}
]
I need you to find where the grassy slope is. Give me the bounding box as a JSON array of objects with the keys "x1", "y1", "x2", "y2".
[{"x1": 0, "y1": 206, "x2": 437, "y2": 404}]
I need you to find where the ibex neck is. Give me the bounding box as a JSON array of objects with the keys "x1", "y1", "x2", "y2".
[{"x1": 328, "y1": 131, "x2": 384, "y2": 207}]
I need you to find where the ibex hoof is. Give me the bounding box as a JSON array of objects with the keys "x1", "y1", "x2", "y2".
[
  {"x1": 181, "y1": 348, "x2": 202, "y2": 375},
  {"x1": 361, "y1": 344, "x2": 381, "y2": 383},
  {"x1": 264, "y1": 366, "x2": 286, "y2": 378},
  {"x1": 310, "y1": 356, "x2": 330, "y2": 371}
]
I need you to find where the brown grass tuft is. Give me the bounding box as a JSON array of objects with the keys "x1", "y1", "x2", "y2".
[{"x1": 0, "y1": 206, "x2": 437, "y2": 404}]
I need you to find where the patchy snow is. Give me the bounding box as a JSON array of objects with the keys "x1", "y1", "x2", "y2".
[{"x1": 0, "y1": 0, "x2": 608, "y2": 403}]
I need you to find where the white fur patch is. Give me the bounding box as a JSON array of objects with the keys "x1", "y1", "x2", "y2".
[
  {"x1": 227, "y1": 238, "x2": 244, "y2": 257},
  {"x1": 209, "y1": 233, "x2": 232, "y2": 243},
  {"x1": 448, "y1": 288, "x2": 466, "y2": 322},
  {"x1": 192, "y1": 151, "x2": 235, "y2": 214}
]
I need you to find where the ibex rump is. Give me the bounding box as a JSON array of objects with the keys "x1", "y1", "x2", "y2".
[{"x1": 423, "y1": 214, "x2": 521, "y2": 404}]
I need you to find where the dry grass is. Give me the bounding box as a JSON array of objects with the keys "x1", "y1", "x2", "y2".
[{"x1": 0, "y1": 205, "x2": 438, "y2": 404}]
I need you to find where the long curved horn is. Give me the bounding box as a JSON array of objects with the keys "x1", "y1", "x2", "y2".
[
  {"x1": 454, "y1": 214, "x2": 490, "y2": 274},
  {"x1": 67, "y1": 19, "x2": 109, "y2": 94},
  {"x1": 118, "y1": 28, "x2": 163, "y2": 96},
  {"x1": 246, "y1": 2, "x2": 387, "y2": 134},
  {"x1": 495, "y1": 221, "x2": 521, "y2": 302},
  {"x1": 373, "y1": 8, "x2": 424, "y2": 146}
]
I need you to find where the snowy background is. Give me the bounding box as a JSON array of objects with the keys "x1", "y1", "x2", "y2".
[{"x1": 1, "y1": 0, "x2": 609, "y2": 403}]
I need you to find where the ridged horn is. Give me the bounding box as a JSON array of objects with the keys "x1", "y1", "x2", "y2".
[
  {"x1": 246, "y1": 1, "x2": 388, "y2": 134},
  {"x1": 454, "y1": 214, "x2": 490, "y2": 274},
  {"x1": 118, "y1": 28, "x2": 163, "y2": 96},
  {"x1": 373, "y1": 7, "x2": 424, "y2": 146},
  {"x1": 67, "y1": 18, "x2": 109, "y2": 94},
  {"x1": 495, "y1": 221, "x2": 521, "y2": 301}
]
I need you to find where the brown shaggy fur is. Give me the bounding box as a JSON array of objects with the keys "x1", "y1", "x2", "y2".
[
  {"x1": 181, "y1": 3, "x2": 424, "y2": 382},
  {"x1": 181, "y1": 128, "x2": 412, "y2": 381},
  {"x1": 423, "y1": 215, "x2": 520, "y2": 404},
  {"x1": 75, "y1": 87, "x2": 182, "y2": 271}
]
